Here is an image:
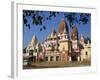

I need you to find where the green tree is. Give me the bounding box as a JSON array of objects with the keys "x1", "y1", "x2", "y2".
[{"x1": 23, "y1": 10, "x2": 90, "y2": 31}]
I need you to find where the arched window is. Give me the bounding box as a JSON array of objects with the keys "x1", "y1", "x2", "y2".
[
  {"x1": 29, "y1": 49, "x2": 33, "y2": 55},
  {"x1": 45, "y1": 57, "x2": 48, "y2": 61},
  {"x1": 85, "y1": 51, "x2": 88, "y2": 56},
  {"x1": 50, "y1": 56, "x2": 53, "y2": 61}
]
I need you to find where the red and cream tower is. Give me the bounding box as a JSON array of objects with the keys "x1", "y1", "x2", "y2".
[
  {"x1": 58, "y1": 18, "x2": 69, "y2": 61},
  {"x1": 71, "y1": 25, "x2": 80, "y2": 61}
]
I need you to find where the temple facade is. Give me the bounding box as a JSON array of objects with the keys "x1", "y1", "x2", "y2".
[{"x1": 23, "y1": 18, "x2": 91, "y2": 65}]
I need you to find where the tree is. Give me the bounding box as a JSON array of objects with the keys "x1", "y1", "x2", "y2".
[
  {"x1": 84, "y1": 37, "x2": 91, "y2": 44},
  {"x1": 23, "y1": 10, "x2": 90, "y2": 31}
]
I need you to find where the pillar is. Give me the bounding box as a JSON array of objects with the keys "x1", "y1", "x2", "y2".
[
  {"x1": 53, "y1": 56, "x2": 56, "y2": 61},
  {"x1": 48, "y1": 56, "x2": 50, "y2": 61},
  {"x1": 77, "y1": 56, "x2": 80, "y2": 62},
  {"x1": 69, "y1": 56, "x2": 71, "y2": 62}
]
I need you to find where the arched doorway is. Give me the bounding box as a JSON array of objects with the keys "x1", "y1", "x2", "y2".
[{"x1": 71, "y1": 52, "x2": 77, "y2": 61}]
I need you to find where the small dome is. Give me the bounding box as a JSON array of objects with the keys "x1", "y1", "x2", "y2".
[
  {"x1": 31, "y1": 35, "x2": 38, "y2": 47},
  {"x1": 80, "y1": 34, "x2": 85, "y2": 42},
  {"x1": 51, "y1": 28, "x2": 57, "y2": 36},
  {"x1": 71, "y1": 25, "x2": 78, "y2": 40},
  {"x1": 58, "y1": 18, "x2": 69, "y2": 34}
]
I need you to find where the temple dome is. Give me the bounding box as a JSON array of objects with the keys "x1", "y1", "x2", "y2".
[
  {"x1": 58, "y1": 18, "x2": 69, "y2": 34},
  {"x1": 47, "y1": 28, "x2": 57, "y2": 39},
  {"x1": 51, "y1": 28, "x2": 57, "y2": 36},
  {"x1": 31, "y1": 35, "x2": 38, "y2": 47},
  {"x1": 80, "y1": 34, "x2": 85, "y2": 42}
]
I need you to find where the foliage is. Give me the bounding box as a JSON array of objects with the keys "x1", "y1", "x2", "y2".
[
  {"x1": 84, "y1": 37, "x2": 91, "y2": 44},
  {"x1": 23, "y1": 10, "x2": 91, "y2": 31}
]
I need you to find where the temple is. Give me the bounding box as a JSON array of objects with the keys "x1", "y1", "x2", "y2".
[{"x1": 23, "y1": 18, "x2": 91, "y2": 66}]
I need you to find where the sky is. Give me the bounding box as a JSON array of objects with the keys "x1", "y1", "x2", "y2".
[{"x1": 23, "y1": 10, "x2": 91, "y2": 48}]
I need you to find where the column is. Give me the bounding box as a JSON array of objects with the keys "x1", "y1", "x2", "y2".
[
  {"x1": 53, "y1": 56, "x2": 56, "y2": 61},
  {"x1": 77, "y1": 56, "x2": 80, "y2": 62},
  {"x1": 48, "y1": 56, "x2": 50, "y2": 61},
  {"x1": 69, "y1": 56, "x2": 71, "y2": 62}
]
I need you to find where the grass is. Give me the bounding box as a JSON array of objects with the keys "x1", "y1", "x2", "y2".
[{"x1": 23, "y1": 61, "x2": 91, "y2": 69}]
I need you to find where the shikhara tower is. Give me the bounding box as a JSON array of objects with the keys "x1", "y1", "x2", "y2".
[
  {"x1": 58, "y1": 18, "x2": 69, "y2": 52},
  {"x1": 23, "y1": 17, "x2": 91, "y2": 65},
  {"x1": 71, "y1": 25, "x2": 80, "y2": 61}
]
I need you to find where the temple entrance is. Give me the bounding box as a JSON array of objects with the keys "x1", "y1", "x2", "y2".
[
  {"x1": 71, "y1": 52, "x2": 77, "y2": 61},
  {"x1": 50, "y1": 56, "x2": 53, "y2": 61},
  {"x1": 72, "y1": 55, "x2": 77, "y2": 61}
]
